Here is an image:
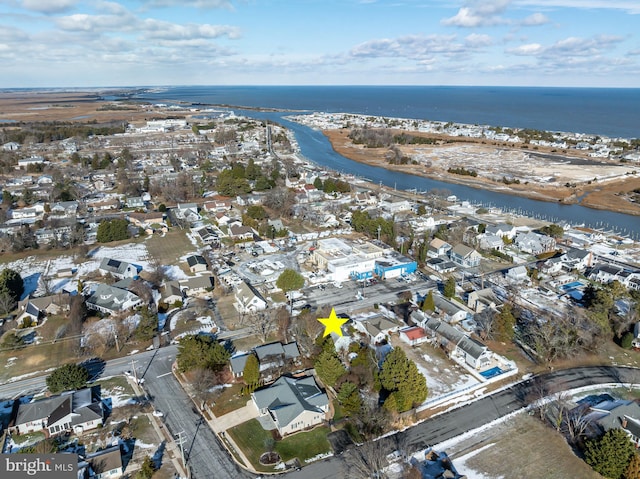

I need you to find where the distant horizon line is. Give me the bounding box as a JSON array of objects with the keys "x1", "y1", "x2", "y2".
[{"x1": 1, "y1": 84, "x2": 640, "y2": 91}]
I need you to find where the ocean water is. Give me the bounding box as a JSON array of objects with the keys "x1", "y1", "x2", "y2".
[{"x1": 140, "y1": 85, "x2": 640, "y2": 139}]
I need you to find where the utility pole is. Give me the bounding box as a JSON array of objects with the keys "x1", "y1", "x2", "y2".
[
  {"x1": 176, "y1": 431, "x2": 189, "y2": 478},
  {"x1": 131, "y1": 359, "x2": 138, "y2": 384},
  {"x1": 377, "y1": 225, "x2": 381, "y2": 242},
  {"x1": 114, "y1": 332, "x2": 120, "y2": 352}
]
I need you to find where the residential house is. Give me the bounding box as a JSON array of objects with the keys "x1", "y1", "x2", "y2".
[
  {"x1": 99, "y1": 258, "x2": 140, "y2": 280},
  {"x1": 426, "y1": 257, "x2": 457, "y2": 273},
  {"x1": 86, "y1": 283, "x2": 142, "y2": 315},
  {"x1": 229, "y1": 224, "x2": 254, "y2": 241},
  {"x1": 589, "y1": 264, "x2": 625, "y2": 284},
  {"x1": 433, "y1": 295, "x2": 470, "y2": 324},
  {"x1": 50, "y1": 200, "x2": 79, "y2": 218},
  {"x1": 81, "y1": 445, "x2": 123, "y2": 479},
  {"x1": 87, "y1": 198, "x2": 120, "y2": 211},
  {"x1": 252, "y1": 375, "x2": 329, "y2": 436},
  {"x1": 11, "y1": 388, "x2": 103, "y2": 437},
  {"x1": 449, "y1": 244, "x2": 482, "y2": 268},
  {"x1": 234, "y1": 281, "x2": 268, "y2": 314},
  {"x1": 477, "y1": 234, "x2": 504, "y2": 252},
  {"x1": 485, "y1": 223, "x2": 517, "y2": 240},
  {"x1": 583, "y1": 399, "x2": 640, "y2": 447},
  {"x1": 2, "y1": 141, "x2": 20, "y2": 151},
  {"x1": 561, "y1": 248, "x2": 594, "y2": 272},
  {"x1": 125, "y1": 197, "x2": 146, "y2": 209},
  {"x1": 254, "y1": 342, "x2": 300, "y2": 373},
  {"x1": 467, "y1": 288, "x2": 498, "y2": 313},
  {"x1": 176, "y1": 203, "x2": 200, "y2": 222},
  {"x1": 505, "y1": 265, "x2": 529, "y2": 283},
  {"x1": 424, "y1": 317, "x2": 492, "y2": 370},
  {"x1": 186, "y1": 254, "x2": 208, "y2": 273},
  {"x1": 178, "y1": 274, "x2": 214, "y2": 297},
  {"x1": 229, "y1": 354, "x2": 252, "y2": 378},
  {"x1": 195, "y1": 225, "x2": 220, "y2": 245},
  {"x1": 515, "y1": 232, "x2": 556, "y2": 255},
  {"x1": 162, "y1": 281, "x2": 184, "y2": 305},
  {"x1": 17, "y1": 294, "x2": 70, "y2": 325},
  {"x1": 399, "y1": 326, "x2": 430, "y2": 346},
  {"x1": 354, "y1": 314, "x2": 401, "y2": 344}
]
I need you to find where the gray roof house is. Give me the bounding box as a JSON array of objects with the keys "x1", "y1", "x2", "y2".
[
  {"x1": 583, "y1": 399, "x2": 640, "y2": 446},
  {"x1": 231, "y1": 342, "x2": 301, "y2": 378},
  {"x1": 178, "y1": 274, "x2": 214, "y2": 297},
  {"x1": 98, "y1": 258, "x2": 141, "y2": 280},
  {"x1": 86, "y1": 283, "x2": 142, "y2": 315},
  {"x1": 11, "y1": 388, "x2": 103, "y2": 437},
  {"x1": 424, "y1": 317, "x2": 492, "y2": 370},
  {"x1": 252, "y1": 375, "x2": 329, "y2": 436},
  {"x1": 81, "y1": 444, "x2": 123, "y2": 479},
  {"x1": 449, "y1": 244, "x2": 482, "y2": 268}
]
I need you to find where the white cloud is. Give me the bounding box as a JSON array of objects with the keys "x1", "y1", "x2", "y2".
[
  {"x1": 141, "y1": 19, "x2": 241, "y2": 40},
  {"x1": 521, "y1": 12, "x2": 549, "y2": 25},
  {"x1": 515, "y1": 0, "x2": 640, "y2": 15},
  {"x1": 350, "y1": 34, "x2": 464, "y2": 60},
  {"x1": 139, "y1": 0, "x2": 234, "y2": 9},
  {"x1": 442, "y1": 0, "x2": 512, "y2": 27},
  {"x1": 20, "y1": 0, "x2": 76, "y2": 13},
  {"x1": 508, "y1": 42, "x2": 544, "y2": 55},
  {"x1": 465, "y1": 33, "x2": 494, "y2": 48}
]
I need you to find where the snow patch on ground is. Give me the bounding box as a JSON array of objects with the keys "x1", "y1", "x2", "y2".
[
  {"x1": 163, "y1": 265, "x2": 189, "y2": 280},
  {"x1": 453, "y1": 444, "x2": 501, "y2": 479},
  {"x1": 135, "y1": 439, "x2": 158, "y2": 450}
]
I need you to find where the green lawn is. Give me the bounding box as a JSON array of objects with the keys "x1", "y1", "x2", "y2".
[{"x1": 228, "y1": 419, "x2": 331, "y2": 471}]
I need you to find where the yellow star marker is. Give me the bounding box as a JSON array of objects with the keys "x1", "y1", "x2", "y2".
[{"x1": 318, "y1": 308, "x2": 348, "y2": 337}]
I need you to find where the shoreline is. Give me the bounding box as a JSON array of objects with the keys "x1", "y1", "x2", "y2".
[{"x1": 321, "y1": 129, "x2": 640, "y2": 217}]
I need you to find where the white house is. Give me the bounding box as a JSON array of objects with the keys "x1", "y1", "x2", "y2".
[
  {"x1": 252, "y1": 375, "x2": 329, "y2": 436},
  {"x1": 234, "y1": 281, "x2": 267, "y2": 313}
]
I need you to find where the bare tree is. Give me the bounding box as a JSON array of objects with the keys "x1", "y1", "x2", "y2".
[
  {"x1": 343, "y1": 436, "x2": 394, "y2": 479},
  {"x1": 191, "y1": 368, "x2": 221, "y2": 410},
  {"x1": 129, "y1": 279, "x2": 153, "y2": 305},
  {"x1": 275, "y1": 306, "x2": 291, "y2": 343},
  {"x1": 0, "y1": 291, "x2": 15, "y2": 317},
  {"x1": 246, "y1": 310, "x2": 274, "y2": 343}
]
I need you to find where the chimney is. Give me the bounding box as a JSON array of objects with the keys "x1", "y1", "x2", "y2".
[{"x1": 623, "y1": 417, "x2": 628, "y2": 428}]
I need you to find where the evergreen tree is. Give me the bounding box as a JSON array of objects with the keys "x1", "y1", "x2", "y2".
[
  {"x1": 0, "y1": 268, "x2": 24, "y2": 306},
  {"x1": 314, "y1": 348, "x2": 347, "y2": 387},
  {"x1": 422, "y1": 291, "x2": 435, "y2": 312},
  {"x1": 443, "y1": 277, "x2": 456, "y2": 298},
  {"x1": 243, "y1": 354, "x2": 260, "y2": 386},
  {"x1": 585, "y1": 429, "x2": 635, "y2": 479},
  {"x1": 136, "y1": 455, "x2": 157, "y2": 479},
  {"x1": 379, "y1": 348, "x2": 428, "y2": 413},
  {"x1": 96, "y1": 219, "x2": 129, "y2": 243},
  {"x1": 494, "y1": 303, "x2": 516, "y2": 342},
  {"x1": 46, "y1": 363, "x2": 89, "y2": 394},
  {"x1": 337, "y1": 381, "x2": 362, "y2": 417},
  {"x1": 134, "y1": 306, "x2": 158, "y2": 341},
  {"x1": 177, "y1": 334, "x2": 230, "y2": 372}
]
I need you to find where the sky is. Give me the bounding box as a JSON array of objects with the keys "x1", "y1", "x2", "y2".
[{"x1": 1, "y1": 0, "x2": 639, "y2": 88}]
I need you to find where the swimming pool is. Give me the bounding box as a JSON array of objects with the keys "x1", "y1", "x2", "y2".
[
  {"x1": 480, "y1": 366, "x2": 505, "y2": 379},
  {"x1": 561, "y1": 281, "x2": 584, "y2": 290}
]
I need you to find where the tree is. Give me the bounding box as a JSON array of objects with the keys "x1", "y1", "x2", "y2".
[
  {"x1": 96, "y1": 219, "x2": 129, "y2": 243},
  {"x1": 0, "y1": 268, "x2": 24, "y2": 306},
  {"x1": 243, "y1": 354, "x2": 260, "y2": 386},
  {"x1": 246, "y1": 205, "x2": 266, "y2": 220},
  {"x1": 177, "y1": 334, "x2": 230, "y2": 372},
  {"x1": 136, "y1": 455, "x2": 157, "y2": 479},
  {"x1": 276, "y1": 268, "x2": 304, "y2": 311},
  {"x1": 443, "y1": 277, "x2": 456, "y2": 299},
  {"x1": 134, "y1": 306, "x2": 158, "y2": 341},
  {"x1": 0, "y1": 290, "x2": 15, "y2": 316},
  {"x1": 343, "y1": 437, "x2": 392, "y2": 479},
  {"x1": 1, "y1": 331, "x2": 24, "y2": 349},
  {"x1": 337, "y1": 381, "x2": 362, "y2": 417},
  {"x1": 625, "y1": 454, "x2": 640, "y2": 479},
  {"x1": 379, "y1": 348, "x2": 428, "y2": 413},
  {"x1": 540, "y1": 223, "x2": 564, "y2": 239},
  {"x1": 421, "y1": 291, "x2": 435, "y2": 312},
  {"x1": 46, "y1": 363, "x2": 89, "y2": 394},
  {"x1": 314, "y1": 347, "x2": 347, "y2": 387},
  {"x1": 494, "y1": 303, "x2": 516, "y2": 342},
  {"x1": 585, "y1": 428, "x2": 635, "y2": 479}
]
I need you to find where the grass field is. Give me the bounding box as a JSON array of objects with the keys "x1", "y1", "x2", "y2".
[
  {"x1": 145, "y1": 229, "x2": 196, "y2": 266},
  {"x1": 449, "y1": 414, "x2": 602, "y2": 479},
  {"x1": 228, "y1": 419, "x2": 331, "y2": 472}
]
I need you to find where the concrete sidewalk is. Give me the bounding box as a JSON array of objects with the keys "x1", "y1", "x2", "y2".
[{"x1": 208, "y1": 400, "x2": 259, "y2": 433}]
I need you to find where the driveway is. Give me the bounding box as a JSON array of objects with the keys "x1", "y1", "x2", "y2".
[{"x1": 209, "y1": 400, "x2": 259, "y2": 433}]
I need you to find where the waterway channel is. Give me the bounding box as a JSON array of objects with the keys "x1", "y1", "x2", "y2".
[{"x1": 237, "y1": 109, "x2": 640, "y2": 239}]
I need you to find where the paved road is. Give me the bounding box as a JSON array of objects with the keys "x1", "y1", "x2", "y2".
[
  {"x1": 284, "y1": 365, "x2": 640, "y2": 479},
  {"x1": 304, "y1": 278, "x2": 436, "y2": 315},
  {"x1": 139, "y1": 350, "x2": 250, "y2": 479}
]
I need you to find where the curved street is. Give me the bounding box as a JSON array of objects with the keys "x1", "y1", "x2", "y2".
[{"x1": 1, "y1": 346, "x2": 638, "y2": 479}]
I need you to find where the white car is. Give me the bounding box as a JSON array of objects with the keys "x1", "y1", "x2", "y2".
[{"x1": 152, "y1": 409, "x2": 164, "y2": 417}]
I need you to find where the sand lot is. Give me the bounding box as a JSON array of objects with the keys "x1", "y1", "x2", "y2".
[{"x1": 325, "y1": 129, "x2": 640, "y2": 216}]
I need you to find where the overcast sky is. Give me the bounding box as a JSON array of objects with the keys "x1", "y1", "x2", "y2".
[{"x1": 1, "y1": 0, "x2": 639, "y2": 88}]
